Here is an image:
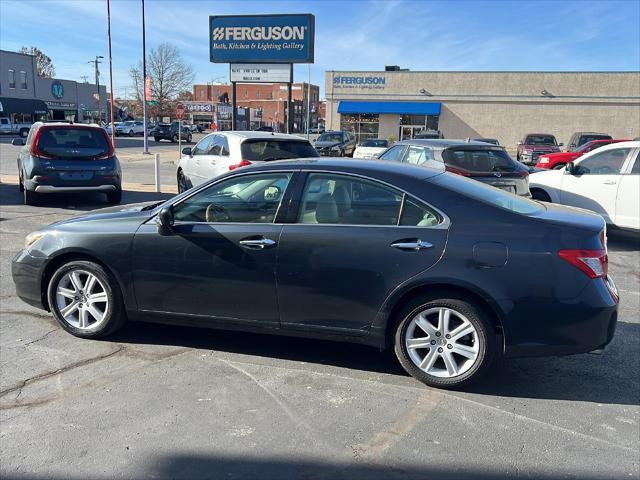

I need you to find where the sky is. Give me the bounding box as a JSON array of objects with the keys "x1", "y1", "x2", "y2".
[{"x1": 1, "y1": 0, "x2": 639, "y2": 99}]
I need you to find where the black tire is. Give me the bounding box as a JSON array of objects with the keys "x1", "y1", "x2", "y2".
[
  {"x1": 187, "y1": 134, "x2": 192, "y2": 143},
  {"x1": 154, "y1": 137, "x2": 160, "y2": 143},
  {"x1": 171, "y1": 134, "x2": 178, "y2": 143},
  {"x1": 552, "y1": 163, "x2": 566, "y2": 170},
  {"x1": 531, "y1": 189, "x2": 552, "y2": 202},
  {"x1": 23, "y1": 188, "x2": 37, "y2": 205},
  {"x1": 393, "y1": 294, "x2": 496, "y2": 389},
  {"x1": 106, "y1": 189, "x2": 122, "y2": 204},
  {"x1": 177, "y1": 169, "x2": 189, "y2": 193},
  {"x1": 19, "y1": 128, "x2": 29, "y2": 138},
  {"x1": 18, "y1": 170, "x2": 24, "y2": 192},
  {"x1": 47, "y1": 260, "x2": 126, "y2": 339},
  {"x1": 128, "y1": 130, "x2": 134, "y2": 137}
]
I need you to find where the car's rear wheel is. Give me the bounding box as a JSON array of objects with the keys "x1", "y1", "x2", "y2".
[
  {"x1": 154, "y1": 137, "x2": 160, "y2": 143},
  {"x1": 171, "y1": 134, "x2": 178, "y2": 143},
  {"x1": 18, "y1": 170, "x2": 24, "y2": 192},
  {"x1": 187, "y1": 134, "x2": 192, "y2": 143},
  {"x1": 23, "y1": 188, "x2": 37, "y2": 205},
  {"x1": 394, "y1": 295, "x2": 495, "y2": 389},
  {"x1": 531, "y1": 189, "x2": 551, "y2": 202},
  {"x1": 552, "y1": 163, "x2": 566, "y2": 170},
  {"x1": 106, "y1": 189, "x2": 122, "y2": 204},
  {"x1": 128, "y1": 130, "x2": 134, "y2": 137},
  {"x1": 48, "y1": 260, "x2": 126, "y2": 338}
]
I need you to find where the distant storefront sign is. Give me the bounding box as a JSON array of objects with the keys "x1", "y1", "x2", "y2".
[
  {"x1": 217, "y1": 104, "x2": 232, "y2": 119},
  {"x1": 209, "y1": 14, "x2": 315, "y2": 64},
  {"x1": 230, "y1": 63, "x2": 292, "y2": 83},
  {"x1": 332, "y1": 75, "x2": 387, "y2": 90},
  {"x1": 184, "y1": 103, "x2": 214, "y2": 113},
  {"x1": 46, "y1": 100, "x2": 77, "y2": 109}
]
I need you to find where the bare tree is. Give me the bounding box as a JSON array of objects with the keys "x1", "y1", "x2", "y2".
[
  {"x1": 129, "y1": 43, "x2": 194, "y2": 117},
  {"x1": 19, "y1": 46, "x2": 56, "y2": 78}
]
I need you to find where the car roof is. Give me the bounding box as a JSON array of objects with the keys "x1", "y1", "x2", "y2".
[
  {"x1": 34, "y1": 121, "x2": 102, "y2": 129},
  {"x1": 237, "y1": 157, "x2": 445, "y2": 179},
  {"x1": 524, "y1": 133, "x2": 556, "y2": 136},
  {"x1": 574, "y1": 132, "x2": 610, "y2": 135},
  {"x1": 396, "y1": 139, "x2": 499, "y2": 148},
  {"x1": 214, "y1": 130, "x2": 310, "y2": 141}
]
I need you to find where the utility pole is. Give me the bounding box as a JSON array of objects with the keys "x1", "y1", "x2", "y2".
[
  {"x1": 88, "y1": 56, "x2": 104, "y2": 123},
  {"x1": 141, "y1": 0, "x2": 149, "y2": 154},
  {"x1": 106, "y1": 0, "x2": 116, "y2": 147}
]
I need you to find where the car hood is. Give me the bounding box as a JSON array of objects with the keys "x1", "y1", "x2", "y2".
[
  {"x1": 540, "y1": 151, "x2": 579, "y2": 160},
  {"x1": 315, "y1": 141, "x2": 341, "y2": 148},
  {"x1": 46, "y1": 201, "x2": 161, "y2": 229}
]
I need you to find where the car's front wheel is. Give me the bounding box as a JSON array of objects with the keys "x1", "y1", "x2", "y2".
[
  {"x1": 186, "y1": 134, "x2": 192, "y2": 143},
  {"x1": 171, "y1": 134, "x2": 178, "y2": 143},
  {"x1": 394, "y1": 295, "x2": 496, "y2": 389},
  {"x1": 48, "y1": 260, "x2": 126, "y2": 338},
  {"x1": 23, "y1": 187, "x2": 37, "y2": 205},
  {"x1": 106, "y1": 189, "x2": 122, "y2": 204},
  {"x1": 128, "y1": 130, "x2": 134, "y2": 137},
  {"x1": 177, "y1": 169, "x2": 189, "y2": 193},
  {"x1": 154, "y1": 137, "x2": 160, "y2": 143}
]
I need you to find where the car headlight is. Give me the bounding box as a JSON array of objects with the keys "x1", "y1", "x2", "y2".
[
  {"x1": 539, "y1": 157, "x2": 549, "y2": 164},
  {"x1": 522, "y1": 149, "x2": 532, "y2": 155},
  {"x1": 25, "y1": 232, "x2": 45, "y2": 252},
  {"x1": 331, "y1": 145, "x2": 341, "y2": 151}
]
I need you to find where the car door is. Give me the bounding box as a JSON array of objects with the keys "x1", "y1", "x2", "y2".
[
  {"x1": 614, "y1": 149, "x2": 640, "y2": 230},
  {"x1": 560, "y1": 146, "x2": 635, "y2": 223},
  {"x1": 131, "y1": 170, "x2": 296, "y2": 325},
  {"x1": 276, "y1": 172, "x2": 448, "y2": 333},
  {"x1": 196, "y1": 134, "x2": 230, "y2": 182},
  {"x1": 184, "y1": 134, "x2": 215, "y2": 186}
]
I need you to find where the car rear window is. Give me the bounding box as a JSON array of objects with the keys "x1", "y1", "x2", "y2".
[
  {"x1": 360, "y1": 139, "x2": 389, "y2": 148},
  {"x1": 525, "y1": 135, "x2": 556, "y2": 145},
  {"x1": 317, "y1": 133, "x2": 343, "y2": 143},
  {"x1": 36, "y1": 127, "x2": 111, "y2": 159},
  {"x1": 432, "y1": 173, "x2": 544, "y2": 215},
  {"x1": 578, "y1": 134, "x2": 612, "y2": 146},
  {"x1": 241, "y1": 140, "x2": 319, "y2": 161},
  {"x1": 443, "y1": 148, "x2": 516, "y2": 173}
]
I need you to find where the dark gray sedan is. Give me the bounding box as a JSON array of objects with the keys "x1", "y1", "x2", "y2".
[{"x1": 12, "y1": 159, "x2": 617, "y2": 389}]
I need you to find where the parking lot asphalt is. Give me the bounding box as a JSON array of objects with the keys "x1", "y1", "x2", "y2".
[{"x1": 0, "y1": 138, "x2": 639, "y2": 479}]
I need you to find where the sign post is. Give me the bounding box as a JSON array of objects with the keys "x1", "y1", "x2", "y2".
[{"x1": 176, "y1": 103, "x2": 184, "y2": 156}]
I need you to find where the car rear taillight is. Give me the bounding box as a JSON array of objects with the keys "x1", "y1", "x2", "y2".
[
  {"x1": 95, "y1": 131, "x2": 116, "y2": 159},
  {"x1": 30, "y1": 128, "x2": 54, "y2": 159},
  {"x1": 558, "y1": 249, "x2": 608, "y2": 279},
  {"x1": 445, "y1": 166, "x2": 471, "y2": 177},
  {"x1": 229, "y1": 159, "x2": 252, "y2": 171}
]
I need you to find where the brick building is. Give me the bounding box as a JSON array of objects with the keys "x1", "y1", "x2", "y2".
[{"x1": 192, "y1": 82, "x2": 320, "y2": 132}]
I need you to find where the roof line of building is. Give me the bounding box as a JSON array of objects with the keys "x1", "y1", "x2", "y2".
[{"x1": 326, "y1": 70, "x2": 640, "y2": 74}]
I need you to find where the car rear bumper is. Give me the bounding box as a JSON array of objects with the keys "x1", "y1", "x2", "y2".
[
  {"x1": 12, "y1": 249, "x2": 48, "y2": 310},
  {"x1": 34, "y1": 185, "x2": 117, "y2": 193},
  {"x1": 500, "y1": 278, "x2": 618, "y2": 358}
]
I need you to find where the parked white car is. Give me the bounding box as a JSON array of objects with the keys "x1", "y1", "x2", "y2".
[
  {"x1": 104, "y1": 122, "x2": 121, "y2": 135},
  {"x1": 116, "y1": 120, "x2": 145, "y2": 137},
  {"x1": 352, "y1": 139, "x2": 390, "y2": 159},
  {"x1": 530, "y1": 141, "x2": 639, "y2": 231},
  {"x1": 176, "y1": 131, "x2": 319, "y2": 192}
]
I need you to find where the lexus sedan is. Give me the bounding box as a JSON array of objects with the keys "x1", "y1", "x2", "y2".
[{"x1": 12, "y1": 159, "x2": 618, "y2": 388}]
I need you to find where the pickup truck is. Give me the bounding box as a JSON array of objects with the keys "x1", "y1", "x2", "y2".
[{"x1": 0, "y1": 118, "x2": 32, "y2": 138}]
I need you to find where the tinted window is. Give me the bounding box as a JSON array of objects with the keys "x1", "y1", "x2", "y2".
[
  {"x1": 444, "y1": 148, "x2": 515, "y2": 173},
  {"x1": 298, "y1": 173, "x2": 402, "y2": 225},
  {"x1": 577, "y1": 148, "x2": 631, "y2": 175},
  {"x1": 631, "y1": 152, "x2": 639, "y2": 174},
  {"x1": 524, "y1": 135, "x2": 556, "y2": 145},
  {"x1": 36, "y1": 127, "x2": 110, "y2": 159},
  {"x1": 379, "y1": 145, "x2": 405, "y2": 162},
  {"x1": 400, "y1": 197, "x2": 442, "y2": 227},
  {"x1": 192, "y1": 135, "x2": 215, "y2": 155},
  {"x1": 578, "y1": 141, "x2": 611, "y2": 153},
  {"x1": 360, "y1": 139, "x2": 388, "y2": 148},
  {"x1": 173, "y1": 173, "x2": 292, "y2": 223},
  {"x1": 240, "y1": 140, "x2": 317, "y2": 161},
  {"x1": 317, "y1": 133, "x2": 343, "y2": 143},
  {"x1": 578, "y1": 134, "x2": 611, "y2": 147},
  {"x1": 433, "y1": 173, "x2": 544, "y2": 215}
]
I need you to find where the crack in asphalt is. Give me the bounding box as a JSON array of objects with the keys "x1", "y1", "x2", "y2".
[
  {"x1": 23, "y1": 328, "x2": 59, "y2": 346},
  {"x1": 0, "y1": 345, "x2": 125, "y2": 406}
]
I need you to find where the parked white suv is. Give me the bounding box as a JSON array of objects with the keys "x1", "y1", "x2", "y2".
[
  {"x1": 115, "y1": 120, "x2": 145, "y2": 137},
  {"x1": 176, "y1": 131, "x2": 319, "y2": 192},
  {"x1": 529, "y1": 141, "x2": 639, "y2": 231}
]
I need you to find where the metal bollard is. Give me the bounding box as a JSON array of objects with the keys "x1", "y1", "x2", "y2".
[{"x1": 154, "y1": 153, "x2": 161, "y2": 193}]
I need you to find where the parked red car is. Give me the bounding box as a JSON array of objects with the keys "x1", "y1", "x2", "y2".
[{"x1": 535, "y1": 139, "x2": 627, "y2": 169}]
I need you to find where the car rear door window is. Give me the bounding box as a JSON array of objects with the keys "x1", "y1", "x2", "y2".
[
  {"x1": 173, "y1": 173, "x2": 292, "y2": 223},
  {"x1": 577, "y1": 148, "x2": 632, "y2": 174},
  {"x1": 240, "y1": 140, "x2": 317, "y2": 161},
  {"x1": 444, "y1": 148, "x2": 515, "y2": 173},
  {"x1": 404, "y1": 146, "x2": 433, "y2": 165},
  {"x1": 35, "y1": 127, "x2": 110, "y2": 159},
  {"x1": 378, "y1": 145, "x2": 406, "y2": 162}
]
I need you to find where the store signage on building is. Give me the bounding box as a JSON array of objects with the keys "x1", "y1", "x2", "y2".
[
  {"x1": 184, "y1": 103, "x2": 214, "y2": 113},
  {"x1": 209, "y1": 14, "x2": 315, "y2": 63},
  {"x1": 332, "y1": 75, "x2": 387, "y2": 90},
  {"x1": 230, "y1": 64, "x2": 292, "y2": 83},
  {"x1": 46, "y1": 100, "x2": 76, "y2": 109},
  {"x1": 51, "y1": 81, "x2": 64, "y2": 99},
  {"x1": 217, "y1": 104, "x2": 233, "y2": 119}
]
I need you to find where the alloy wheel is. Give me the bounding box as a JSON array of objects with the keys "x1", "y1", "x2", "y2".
[
  {"x1": 405, "y1": 307, "x2": 479, "y2": 378},
  {"x1": 55, "y1": 269, "x2": 109, "y2": 330}
]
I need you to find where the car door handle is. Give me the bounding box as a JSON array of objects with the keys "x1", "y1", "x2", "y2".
[
  {"x1": 391, "y1": 240, "x2": 433, "y2": 251},
  {"x1": 602, "y1": 180, "x2": 617, "y2": 185},
  {"x1": 239, "y1": 237, "x2": 277, "y2": 249}
]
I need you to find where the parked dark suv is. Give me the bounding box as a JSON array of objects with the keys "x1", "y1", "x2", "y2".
[
  {"x1": 378, "y1": 139, "x2": 531, "y2": 196},
  {"x1": 314, "y1": 131, "x2": 357, "y2": 156},
  {"x1": 152, "y1": 122, "x2": 192, "y2": 143},
  {"x1": 12, "y1": 122, "x2": 122, "y2": 205}
]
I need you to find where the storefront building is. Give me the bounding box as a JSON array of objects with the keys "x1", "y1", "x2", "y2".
[{"x1": 325, "y1": 69, "x2": 640, "y2": 147}]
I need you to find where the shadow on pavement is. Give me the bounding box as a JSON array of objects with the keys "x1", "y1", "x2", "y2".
[
  {"x1": 0, "y1": 182, "x2": 173, "y2": 210},
  {"x1": 108, "y1": 316, "x2": 639, "y2": 406},
  {"x1": 3, "y1": 454, "x2": 620, "y2": 480},
  {"x1": 607, "y1": 229, "x2": 640, "y2": 252}
]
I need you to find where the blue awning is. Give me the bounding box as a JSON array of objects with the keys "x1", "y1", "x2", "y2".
[{"x1": 337, "y1": 101, "x2": 441, "y2": 116}]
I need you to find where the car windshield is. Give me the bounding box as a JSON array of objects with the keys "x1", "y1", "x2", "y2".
[
  {"x1": 576, "y1": 135, "x2": 611, "y2": 149},
  {"x1": 241, "y1": 139, "x2": 319, "y2": 161},
  {"x1": 361, "y1": 139, "x2": 388, "y2": 148},
  {"x1": 443, "y1": 148, "x2": 516, "y2": 173},
  {"x1": 36, "y1": 127, "x2": 110, "y2": 159},
  {"x1": 432, "y1": 173, "x2": 544, "y2": 215},
  {"x1": 525, "y1": 135, "x2": 556, "y2": 145},
  {"x1": 317, "y1": 133, "x2": 343, "y2": 143}
]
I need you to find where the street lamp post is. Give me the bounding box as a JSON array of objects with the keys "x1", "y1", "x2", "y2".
[{"x1": 141, "y1": 0, "x2": 149, "y2": 154}]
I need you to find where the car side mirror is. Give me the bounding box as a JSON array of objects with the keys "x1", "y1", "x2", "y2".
[
  {"x1": 565, "y1": 162, "x2": 577, "y2": 175},
  {"x1": 157, "y1": 206, "x2": 174, "y2": 234},
  {"x1": 182, "y1": 147, "x2": 192, "y2": 156},
  {"x1": 12, "y1": 138, "x2": 25, "y2": 146}
]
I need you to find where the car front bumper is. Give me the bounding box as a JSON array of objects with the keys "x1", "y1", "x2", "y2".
[{"x1": 12, "y1": 249, "x2": 48, "y2": 310}]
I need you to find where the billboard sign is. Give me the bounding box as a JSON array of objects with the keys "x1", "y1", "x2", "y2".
[
  {"x1": 210, "y1": 14, "x2": 314, "y2": 64},
  {"x1": 230, "y1": 63, "x2": 292, "y2": 83}
]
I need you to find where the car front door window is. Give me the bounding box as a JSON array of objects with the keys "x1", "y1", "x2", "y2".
[
  {"x1": 173, "y1": 172, "x2": 292, "y2": 223},
  {"x1": 577, "y1": 148, "x2": 631, "y2": 175},
  {"x1": 192, "y1": 135, "x2": 214, "y2": 155}
]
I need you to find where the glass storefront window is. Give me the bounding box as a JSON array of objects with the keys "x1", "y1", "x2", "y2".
[
  {"x1": 400, "y1": 114, "x2": 439, "y2": 131},
  {"x1": 340, "y1": 114, "x2": 379, "y2": 143}
]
